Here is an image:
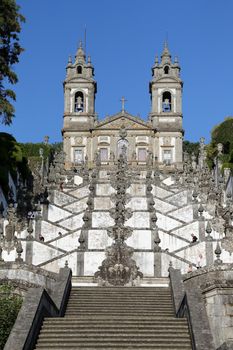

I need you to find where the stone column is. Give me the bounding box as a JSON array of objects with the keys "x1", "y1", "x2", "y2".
[
  {"x1": 154, "y1": 252, "x2": 162, "y2": 277},
  {"x1": 25, "y1": 239, "x2": 33, "y2": 265},
  {"x1": 205, "y1": 241, "x2": 214, "y2": 266},
  {"x1": 25, "y1": 219, "x2": 34, "y2": 265},
  {"x1": 199, "y1": 219, "x2": 206, "y2": 241},
  {"x1": 41, "y1": 203, "x2": 49, "y2": 221}
]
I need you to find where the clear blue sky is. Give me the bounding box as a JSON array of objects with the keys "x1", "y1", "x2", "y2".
[{"x1": 1, "y1": 0, "x2": 233, "y2": 144}]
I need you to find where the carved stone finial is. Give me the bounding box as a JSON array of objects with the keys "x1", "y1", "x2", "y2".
[
  {"x1": 206, "y1": 220, "x2": 213, "y2": 241},
  {"x1": 151, "y1": 212, "x2": 158, "y2": 228},
  {"x1": 78, "y1": 230, "x2": 86, "y2": 250},
  {"x1": 214, "y1": 241, "x2": 222, "y2": 265},
  {"x1": 148, "y1": 198, "x2": 155, "y2": 212},
  {"x1": 86, "y1": 196, "x2": 94, "y2": 211},
  {"x1": 198, "y1": 203, "x2": 204, "y2": 220},
  {"x1": 64, "y1": 260, "x2": 69, "y2": 268},
  {"x1": 82, "y1": 211, "x2": 91, "y2": 229},
  {"x1": 192, "y1": 188, "x2": 198, "y2": 202},
  {"x1": 15, "y1": 240, "x2": 23, "y2": 263},
  {"x1": 26, "y1": 218, "x2": 34, "y2": 240},
  {"x1": 153, "y1": 227, "x2": 161, "y2": 252}
]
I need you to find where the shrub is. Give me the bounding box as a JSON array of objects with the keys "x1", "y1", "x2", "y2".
[{"x1": 0, "y1": 284, "x2": 23, "y2": 349}]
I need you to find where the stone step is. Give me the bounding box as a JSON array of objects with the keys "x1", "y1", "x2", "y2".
[
  {"x1": 37, "y1": 336, "x2": 190, "y2": 349},
  {"x1": 66, "y1": 304, "x2": 173, "y2": 309},
  {"x1": 66, "y1": 303, "x2": 173, "y2": 308},
  {"x1": 69, "y1": 293, "x2": 172, "y2": 298},
  {"x1": 65, "y1": 311, "x2": 175, "y2": 316},
  {"x1": 54, "y1": 315, "x2": 185, "y2": 321},
  {"x1": 39, "y1": 330, "x2": 190, "y2": 337},
  {"x1": 35, "y1": 287, "x2": 192, "y2": 350},
  {"x1": 36, "y1": 347, "x2": 192, "y2": 350},
  {"x1": 41, "y1": 325, "x2": 189, "y2": 331},
  {"x1": 71, "y1": 287, "x2": 171, "y2": 291},
  {"x1": 69, "y1": 296, "x2": 172, "y2": 304},
  {"x1": 67, "y1": 300, "x2": 173, "y2": 305},
  {"x1": 44, "y1": 316, "x2": 187, "y2": 329},
  {"x1": 44, "y1": 314, "x2": 187, "y2": 325},
  {"x1": 69, "y1": 293, "x2": 172, "y2": 297},
  {"x1": 70, "y1": 288, "x2": 171, "y2": 292}
]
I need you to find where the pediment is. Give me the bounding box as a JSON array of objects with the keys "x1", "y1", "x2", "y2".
[{"x1": 95, "y1": 112, "x2": 152, "y2": 130}]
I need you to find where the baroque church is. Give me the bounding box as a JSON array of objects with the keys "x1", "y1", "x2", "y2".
[
  {"x1": 63, "y1": 41, "x2": 183, "y2": 169},
  {"x1": 1, "y1": 42, "x2": 233, "y2": 350}
]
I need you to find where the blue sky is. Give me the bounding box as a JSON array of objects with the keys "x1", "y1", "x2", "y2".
[{"x1": 1, "y1": 0, "x2": 233, "y2": 144}]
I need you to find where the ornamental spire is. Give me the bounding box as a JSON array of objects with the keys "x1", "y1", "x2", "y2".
[
  {"x1": 75, "y1": 40, "x2": 86, "y2": 63},
  {"x1": 161, "y1": 40, "x2": 171, "y2": 64}
]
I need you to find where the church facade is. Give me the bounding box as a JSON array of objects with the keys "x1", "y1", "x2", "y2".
[
  {"x1": 2, "y1": 41, "x2": 233, "y2": 350},
  {"x1": 62, "y1": 42, "x2": 183, "y2": 169}
]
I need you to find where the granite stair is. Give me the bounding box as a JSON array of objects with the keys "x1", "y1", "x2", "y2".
[{"x1": 35, "y1": 286, "x2": 192, "y2": 349}]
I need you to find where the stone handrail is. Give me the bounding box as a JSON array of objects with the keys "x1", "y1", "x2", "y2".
[
  {"x1": 169, "y1": 267, "x2": 215, "y2": 350},
  {"x1": 4, "y1": 267, "x2": 72, "y2": 350}
]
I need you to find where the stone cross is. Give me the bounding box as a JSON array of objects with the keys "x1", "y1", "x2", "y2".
[{"x1": 120, "y1": 96, "x2": 127, "y2": 112}]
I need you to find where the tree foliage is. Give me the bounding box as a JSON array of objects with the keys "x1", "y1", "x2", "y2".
[
  {"x1": 19, "y1": 142, "x2": 62, "y2": 160},
  {"x1": 0, "y1": 132, "x2": 31, "y2": 197},
  {"x1": 0, "y1": 133, "x2": 62, "y2": 199},
  {"x1": 207, "y1": 117, "x2": 233, "y2": 171},
  {"x1": 0, "y1": 284, "x2": 23, "y2": 349},
  {"x1": 183, "y1": 140, "x2": 199, "y2": 157},
  {"x1": 0, "y1": 0, "x2": 25, "y2": 125}
]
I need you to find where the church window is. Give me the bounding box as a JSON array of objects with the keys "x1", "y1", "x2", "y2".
[
  {"x1": 74, "y1": 149, "x2": 83, "y2": 164},
  {"x1": 100, "y1": 148, "x2": 108, "y2": 162},
  {"x1": 117, "y1": 139, "x2": 128, "y2": 158},
  {"x1": 164, "y1": 66, "x2": 169, "y2": 74},
  {"x1": 163, "y1": 150, "x2": 172, "y2": 165},
  {"x1": 74, "y1": 91, "x2": 84, "y2": 112},
  {"x1": 77, "y1": 65, "x2": 82, "y2": 74},
  {"x1": 162, "y1": 91, "x2": 172, "y2": 112},
  {"x1": 138, "y1": 148, "x2": 147, "y2": 162}
]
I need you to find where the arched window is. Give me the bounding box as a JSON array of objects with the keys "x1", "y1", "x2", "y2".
[
  {"x1": 74, "y1": 91, "x2": 84, "y2": 112},
  {"x1": 77, "y1": 65, "x2": 82, "y2": 74},
  {"x1": 164, "y1": 66, "x2": 169, "y2": 74},
  {"x1": 162, "y1": 91, "x2": 172, "y2": 112}
]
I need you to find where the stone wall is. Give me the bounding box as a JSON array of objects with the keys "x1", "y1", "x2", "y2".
[{"x1": 183, "y1": 264, "x2": 233, "y2": 349}]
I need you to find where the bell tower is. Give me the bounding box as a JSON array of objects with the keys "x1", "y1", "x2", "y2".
[
  {"x1": 149, "y1": 42, "x2": 183, "y2": 168},
  {"x1": 62, "y1": 41, "x2": 97, "y2": 168}
]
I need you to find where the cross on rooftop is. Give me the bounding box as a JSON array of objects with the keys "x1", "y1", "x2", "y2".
[{"x1": 120, "y1": 96, "x2": 127, "y2": 113}]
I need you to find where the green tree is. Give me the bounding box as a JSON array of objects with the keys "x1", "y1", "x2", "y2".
[
  {"x1": 0, "y1": 0, "x2": 25, "y2": 125},
  {"x1": 19, "y1": 142, "x2": 62, "y2": 160},
  {"x1": 183, "y1": 140, "x2": 199, "y2": 157},
  {"x1": 0, "y1": 132, "x2": 30, "y2": 197},
  {"x1": 0, "y1": 284, "x2": 23, "y2": 349},
  {"x1": 207, "y1": 117, "x2": 233, "y2": 171}
]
